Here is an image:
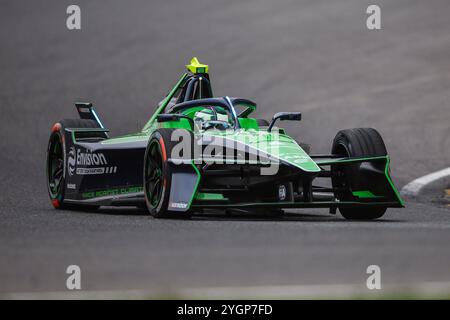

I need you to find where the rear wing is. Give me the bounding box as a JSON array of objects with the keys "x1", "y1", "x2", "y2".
[
  {"x1": 75, "y1": 102, "x2": 106, "y2": 130},
  {"x1": 60, "y1": 102, "x2": 110, "y2": 142}
]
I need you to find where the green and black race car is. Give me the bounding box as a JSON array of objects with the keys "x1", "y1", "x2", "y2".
[{"x1": 46, "y1": 58, "x2": 404, "y2": 220}]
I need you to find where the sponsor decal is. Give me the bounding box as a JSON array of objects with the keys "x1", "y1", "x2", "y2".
[
  {"x1": 68, "y1": 147, "x2": 76, "y2": 176},
  {"x1": 76, "y1": 167, "x2": 105, "y2": 175},
  {"x1": 67, "y1": 183, "x2": 76, "y2": 190},
  {"x1": 170, "y1": 202, "x2": 188, "y2": 209},
  {"x1": 78, "y1": 107, "x2": 90, "y2": 113},
  {"x1": 104, "y1": 166, "x2": 118, "y2": 174},
  {"x1": 76, "y1": 148, "x2": 107, "y2": 166},
  {"x1": 68, "y1": 147, "x2": 116, "y2": 176},
  {"x1": 82, "y1": 186, "x2": 143, "y2": 199}
]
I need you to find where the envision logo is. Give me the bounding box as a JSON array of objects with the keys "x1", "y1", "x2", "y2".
[
  {"x1": 76, "y1": 148, "x2": 107, "y2": 166},
  {"x1": 67, "y1": 147, "x2": 108, "y2": 176},
  {"x1": 68, "y1": 147, "x2": 76, "y2": 176}
]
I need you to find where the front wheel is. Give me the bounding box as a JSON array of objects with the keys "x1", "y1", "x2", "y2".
[
  {"x1": 331, "y1": 128, "x2": 387, "y2": 220},
  {"x1": 143, "y1": 129, "x2": 193, "y2": 219}
]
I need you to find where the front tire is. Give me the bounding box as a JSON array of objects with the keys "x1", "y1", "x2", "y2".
[
  {"x1": 143, "y1": 128, "x2": 193, "y2": 219},
  {"x1": 331, "y1": 128, "x2": 387, "y2": 220}
]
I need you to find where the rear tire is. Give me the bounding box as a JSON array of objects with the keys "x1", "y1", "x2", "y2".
[
  {"x1": 331, "y1": 128, "x2": 387, "y2": 220},
  {"x1": 46, "y1": 119, "x2": 99, "y2": 210}
]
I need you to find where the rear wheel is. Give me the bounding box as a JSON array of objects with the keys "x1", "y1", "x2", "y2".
[
  {"x1": 46, "y1": 119, "x2": 99, "y2": 210},
  {"x1": 331, "y1": 128, "x2": 387, "y2": 220}
]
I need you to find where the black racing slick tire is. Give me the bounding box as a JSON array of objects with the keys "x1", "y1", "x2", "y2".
[
  {"x1": 331, "y1": 128, "x2": 387, "y2": 220},
  {"x1": 143, "y1": 128, "x2": 193, "y2": 219},
  {"x1": 46, "y1": 119, "x2": 99, "y2": 210}
]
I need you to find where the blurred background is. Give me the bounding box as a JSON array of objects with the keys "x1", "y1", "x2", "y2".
[{"x1": 0, "y1": 0, "x2": 449, "y2": 298}]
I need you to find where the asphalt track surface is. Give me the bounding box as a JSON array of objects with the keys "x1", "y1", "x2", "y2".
[{"x1": 0, "y1": 0, "x2": 449, "y2": 296}]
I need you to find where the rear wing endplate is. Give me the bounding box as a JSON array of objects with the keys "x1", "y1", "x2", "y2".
[{"x1": 75, "y1": 102, "x2": 106, "y2": 130}]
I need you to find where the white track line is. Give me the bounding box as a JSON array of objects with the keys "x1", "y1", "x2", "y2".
[{"x1": 401, "y1": 167, "x2": 450, "y2": 197}]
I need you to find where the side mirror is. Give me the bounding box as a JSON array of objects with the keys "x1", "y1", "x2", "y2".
[
  {"x1": 157, "y1": 114, "x2": 194, "y2": 129},
  {"x1": 268, "y1": 112, "x2": 302, "y2": 132}
]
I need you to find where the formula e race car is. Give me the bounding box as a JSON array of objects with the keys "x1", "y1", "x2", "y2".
[{"x1": 46, "y1": 58, "x2": 404, "y2": 220}]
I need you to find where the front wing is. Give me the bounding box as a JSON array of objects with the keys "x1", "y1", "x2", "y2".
[{"x1": 189, "y1": 155, "x2": 404, "y2": 210}]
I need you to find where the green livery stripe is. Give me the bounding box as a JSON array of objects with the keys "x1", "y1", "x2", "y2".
[
  {"x1": 385, "y1": 156, "x2": 405, "y2": 207},
  {"x1": 202, "y1": 130, "x2": 321, "y2": 172},
  {"x1": 315, "y1": 155, "x2": 388, "y2": 165},
  {"x1": 143, "y1": 73, "x2": 188, "y2": 131},
  {"x1": 195, "y1": 192, "x2": 226, "y2": 200},
  {"x1": 161, "y1": 118, "x2": 192, "y2": 130},
  {"x1": 238, "y1": 118, "x2": 258, "y2": 130},
  {"x1": 352, "y1": 190, "x2": 382, "y2": 198},
  {"x1": 100, "y1": 134, "x2": 149, "y2": 145},
  {"x1": 187, "y1": 161, "x2": 201, "y2": 208},
  {"x1": 82, "y1": 186, "x2": 143, "y2": 199},
  {"x1": 191, "y1": 201, "x2": 403, "y2": 209}
]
